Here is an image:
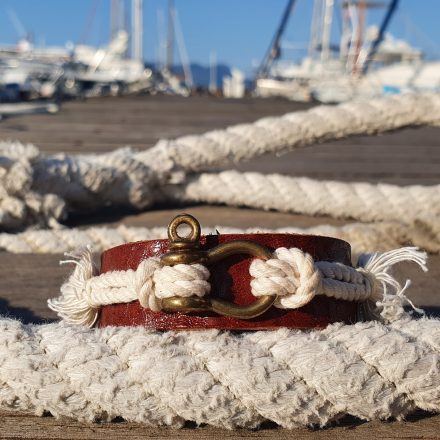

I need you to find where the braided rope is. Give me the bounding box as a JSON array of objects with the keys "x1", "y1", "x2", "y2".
[
  {"x1": 165, "y1": 171, "x2": 440, "y2": 230},
  {"x1": 143, "y1": 94, "x2": 440, "y2": 172},
  {"x1": 1, "y1": 317, "x2": 439, "y2": 428},
  {"x1": 1, "y1": 220, "x2": 439, "y2": 254}
]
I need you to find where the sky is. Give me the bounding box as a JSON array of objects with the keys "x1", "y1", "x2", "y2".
[{"x1": 0, "y1": 0, "x2": 440, "y2": 76}]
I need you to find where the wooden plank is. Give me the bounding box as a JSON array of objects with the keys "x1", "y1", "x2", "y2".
[
  {"x1": 0, "y1": 96, "x2": 310, "y2": 153},
  {"x1": 1, "y1": 95, "x2": 438, "y2": 185},
  {"x1": 1, "y1": 410, "x2": 440, "y2": 439}
]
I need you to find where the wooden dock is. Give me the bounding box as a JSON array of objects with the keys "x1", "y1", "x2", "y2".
[{"x1": 0, "y1": 95, "x2": 439, "y2": 439}]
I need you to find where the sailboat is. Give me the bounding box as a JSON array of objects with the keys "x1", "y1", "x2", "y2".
[
  {"x1": 254, "y1": 0, "x2": 440, "y2": 103},
  {"x1": 0, "y1": 10, "x2": 68, "y2": 101},
  {"x1": 63, "y1": 0, "x2": 153, "y2": 97},
  {"x1": 0, "y1": 1, "x2": 154, "y2": 102}
]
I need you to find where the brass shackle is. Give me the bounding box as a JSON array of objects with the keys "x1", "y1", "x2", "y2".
[{"x1": 160, "y1": 213, "x2": 276, "y2": 319}]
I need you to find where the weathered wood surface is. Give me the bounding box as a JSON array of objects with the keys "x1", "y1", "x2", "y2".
[
  {"x1": 1, "y1": 410, "x2": 440, "y2": 440},
  {"x1": 0, "y1": 95, "x2": 439, "y2": 439},
  {"x1": 0, "y1": 95, "x2": 439, "y2": 184},
  {"x1": 0, "y1": 95, "x2": 306, "y2": 153}
]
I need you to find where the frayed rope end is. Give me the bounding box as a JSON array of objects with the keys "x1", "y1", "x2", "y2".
[
  {"x1": 48, "y1": 245, "x2": 99, "y2": 328},
  {"x1": 357, "y1": 247, "x2": 428, "y2": 323}
]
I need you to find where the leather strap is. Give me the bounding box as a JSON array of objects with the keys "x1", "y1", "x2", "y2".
[{"x1": 98, "y1": 233, "x2": 360, "y2": 330}]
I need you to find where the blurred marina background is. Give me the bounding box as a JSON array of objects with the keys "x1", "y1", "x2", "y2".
[{"x1": 1, "y1": 0, "x2": 440, "y2": 112}]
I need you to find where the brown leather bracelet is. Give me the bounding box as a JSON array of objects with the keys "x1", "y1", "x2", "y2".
[{"x1": 98, "y1": 214, "x2": 359, "y2": 330}]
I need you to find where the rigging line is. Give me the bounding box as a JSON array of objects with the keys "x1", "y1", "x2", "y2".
[{"x1": 78, "y1": 0, "x2": 101, "y2": 45}]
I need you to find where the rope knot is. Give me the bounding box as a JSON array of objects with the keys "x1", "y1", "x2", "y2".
[
  {"x1": 153, "y1": 264, "x2": 211, "y2": 300},
  {"x1": 134, "y1": 258, "x2": 162, "y2": 312},
  {"x1": 49, "y1": 248, "x2": 212, "y2": 327},
  {"x1": 250, "y1": 247, "x2": 322, "y2": 309},
  {"x1": 354, "y1": 267, "x2": 377, "y2": 298}
]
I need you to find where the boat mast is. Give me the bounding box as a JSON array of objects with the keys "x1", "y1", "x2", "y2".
[
  {"x1": 131, "y1": 0, "x2": 143, "y2": 61},
  {"x1": 309, "y1": 0, "x2": 323, "y2": 60},
  {"x1": 172, "y1": 6, "x2": 193, "y2": 88},
  {"x1": 352, "y1": 0, "x2": 366, "y2": 75},
  {"x1": 256, "y1": 0, "x2": 297, "y2": 79},
  {"x1": 157, "y1": 8, "x2": 166, "y2": 70},
  {"x1": 362, "y1": 0, "x2": 399, "y2": 73},
  {"x1": 209, "y1": 51, "x2": 217, "y2": 94},
  {"x1": 339, "y1": 1, "x2": 352, "y2": 65},
  {"x1": 111, "y1": 0, "x2": 124, "y2": 40},
  {"x1": 166, "y1": 0, "x2": 175, "y2": 72},
  {"x1": 321, "y1": 0, "x2": 334, "y2": 61}
]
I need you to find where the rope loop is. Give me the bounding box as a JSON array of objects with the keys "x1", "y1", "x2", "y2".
[
  {"x1": 250, "y1": 247, "x2": 322, "y2": 309},
  {"x1": 153, "y1": 264, "x2": 211, "y2": 300}
]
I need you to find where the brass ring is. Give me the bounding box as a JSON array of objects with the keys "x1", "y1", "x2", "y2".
[
  {"x1": 167, "y1": 213, "x2": 201, "y2": 243},
  {"x1": 207, "y1": 240, "x2": 276, "y2": 319}
]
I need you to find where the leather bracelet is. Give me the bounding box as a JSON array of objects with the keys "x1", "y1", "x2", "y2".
[{"x1": 98, "y1": 214, "x2": 360, "y2": 330}]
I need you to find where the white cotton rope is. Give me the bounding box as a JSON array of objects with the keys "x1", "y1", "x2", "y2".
[
  {"x1": 0, "y1": 94, "x2": 440, "y2": 231},
  {"x1": 165, "y1": 171, "x2": 440, "y2": 231},
  {"x1": 47, "y1": 246, "x2": 428, "y2": 328},
  {"x1": 0, "y1": 221, "x2": 439, "y2": 254},
  {"x1": 1, "y1": 317, "x2": 440, "y2": 428},
  {"x1": 145, "y1": 93, "x2": 440, "y2": 172}
]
